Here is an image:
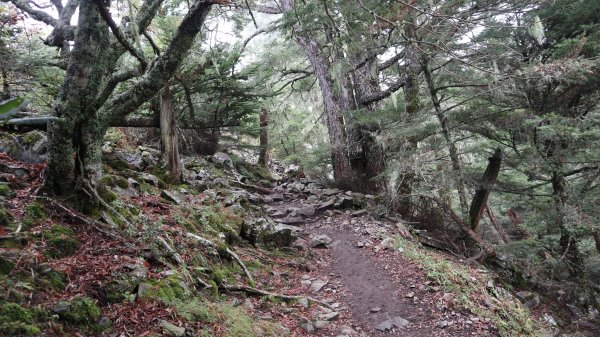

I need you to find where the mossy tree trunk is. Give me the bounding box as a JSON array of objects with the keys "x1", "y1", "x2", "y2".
[
  {"x1": 44, "y1": 0, "x2": 214, "y2": 205},
  {"x1": 46, "y1": 0, "x2": 110, "y2": 199},
  {"x1": 159, "y1": 85, "x2": 182, "y2": 183},
  {"x1": 258, "y1": 108, "x2": 269, "y2": 167},
  {"x1": 396, "y1": 19, "x2": 421, "y2": 217}
]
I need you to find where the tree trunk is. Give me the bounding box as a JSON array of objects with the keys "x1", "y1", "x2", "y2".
[
  {"x1": 424, "y1": 63, "x2": 469, "y2": 219},
  {"x1": 159, "y1": 85, "x2": 182, "y2": 183},
  {"x1": 486, "y1": 206, "x2": 511, "y2": 243},
  {"x1": 349, "y1": 54, "x2": 386, "y2": 192},
  {"x1": 593, "y1": 232, "x2": 600, "y2": 253},
  {"x1": 469, "y1": 148, "x2": 502, "y2": 231},
  {"x1": 46, "y1": 0, "x2": 110, "y2": 203},
  {"x1": 552, "y1": 171, "x2": 583, "y2": 277},
  {"x1": 258, "y1": 108, "x2": 269, "y2": 167},
  {"x1": 294, "y1": 36, "x2": 356, "y2": 189},
  {"x1": 396, "y1": 19, "x2": 421, "y2": 217}
]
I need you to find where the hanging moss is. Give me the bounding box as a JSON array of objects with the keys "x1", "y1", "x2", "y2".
[{"x1": 42, "y1": 224, "x2": 79, "y2": 259}]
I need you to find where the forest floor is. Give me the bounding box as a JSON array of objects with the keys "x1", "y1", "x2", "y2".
[{"x1": 0, "y1": 137, "x2": 553, "y2": 336}]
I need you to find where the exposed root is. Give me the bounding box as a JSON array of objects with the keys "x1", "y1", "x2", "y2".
[
  {"x1": 234, "y1": 180, "x2": 273, "y2": 195},
  {"x1": 220, "y1": 284, "x2": 334, "y2": 310},
  {"x1": 85, "y1": 181, "x2": 131, "y2": 227},
  {"x1": 156, "y1": 235, "x2": 213, "y2": 290},
  {"x1": 186, "y1": 232, "x2": 255, "y2": 286},
  {"x1": 38, "y1": 196, "x2": 123, "y2": 241}
]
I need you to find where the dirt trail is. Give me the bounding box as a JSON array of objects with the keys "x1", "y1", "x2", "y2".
[{"x1": 266, "y1": 186, "x2": 497, "y2": 337}]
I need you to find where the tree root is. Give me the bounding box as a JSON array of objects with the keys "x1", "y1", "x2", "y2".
[
  {"x1": 156, "y1": 235, "x2": 213, "y2": 290},
  {"x1": 186, "y1": 232, "x2": 255, "y2": 286},
  {"x1": 220, "y1": 284, "x2": 334, "y2": 310},
  {"x1": 38, "y1": 196, "x2": 123, "y2": 241}
]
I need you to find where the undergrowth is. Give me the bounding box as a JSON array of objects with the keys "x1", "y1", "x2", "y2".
[{"x1": 393, "y1": 237, "x2": 546, "y2": 337}]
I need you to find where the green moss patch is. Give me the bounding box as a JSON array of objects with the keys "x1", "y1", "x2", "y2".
[
  {"x1": 54, "y1": 297, "x2": 100, "y2": 326},
  {"x1": 0, "y1": 303, "x2": 41, "y2": 336},
  {"x1": 22, "y1": 202, "x2": 46, "y2": 230},
  {"x1": 139, "y1": 275, "x2": 190, "y2": 303},
  {"x1": 42, "y1": 224, "x2": 79, "y2": 259},
  {"x1": 0, "y1": 183, "x2": 12, "y2": 197}
]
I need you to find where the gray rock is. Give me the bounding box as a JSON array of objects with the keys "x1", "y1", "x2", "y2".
[
  {"x1": 392, "y1": 316, "x2": 409, "y2": 329},
  {"x1": 338, "y1": 325, "x2": 356, "y2": 336},
  {"x1": 299, "y1": 319, "x2": 315, "y2": 333},
  {"x1": 314, "y1": 320, "x2": 330, "y2": 329},
  {"x1": 319, "y1": 311, "x2": 339, "y2": 321},
  {"x1": 310, "y1": 234, "x2": 333, "y2": 248},
  {"x1": 370, "y1": 307, "x2": 381, "y2": 313},
  {"x1": 375, "y1": 320, "x2": 394, "y2": 332},
  {"x1": 244, "y1": 298, "x2": 255, "y2": 310},
  {"x1": 310, "y1": 280, "x2": 328, "y2": 293},
  {"x1": 351, "y1": 209, "x2": 368, "y2": 217},
  {"x1": 160, "y1": 320, "x2": 186, "y2": 337},
  {"x1": 323, "y1": 188, "x2": 340, "y2": 196},
  {"x1": 317, "y1": 199, "x2": 336, "y2": 210},
  {"x1": 275, "y1": 216, "x2": 305, "y2": 225},
  {"x1": 297, "y1": 205, "x2": 316, "y2": 217},
  {"x1": 212, "y1": 152, "x2": 235, "y2": 170},
  {"x1": 139, "y1": 173, "x2": 160, "y2": 186},
  {"x1": 161, "y1": 190, "x2": 181, "y2": 204},
  {"x1": 298, "y1": 297, "x2": 309, "y2": 308}
]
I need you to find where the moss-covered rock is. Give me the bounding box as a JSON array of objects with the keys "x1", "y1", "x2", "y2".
[
  {"x1": 106, "y1": 277, "x2": 139, "y2": 303},
  {"x1": 0, "y1": 206, "x2": 14, "y2": 228},
  {"x1": 101, "y1": 174, "x2": 129, "y2": 189},
  {"x1": 0, "y1": 183, "x2": 12, "y2": 197},
  {"x1": 22, "y1": 202, "x2": 46, "y2": 230},
  {"x1": 41, "y1": 269, "x2": 67, "y2": 291},
  {"x1": 54, "y1": 297, "x2": 100, "y2": 326},
  {"x1": 42, "y1": 224, "x2": 79, "y2": 259},
  {"x1": 0, "y1": 302, "x2": 41, "y2": 336},
  {"x1": 0, "y1": 255, "x2": 16, "y2": 275},
  {"x1": 138, "y1": 275, "x2": 191, "y2": 303}
]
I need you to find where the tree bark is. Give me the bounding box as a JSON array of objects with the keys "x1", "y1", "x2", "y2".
[
  {"x1": 258, "y1": 108, "x2": 269, "y2": 167},
  {"x1": 46, "y1": 0, "x2": 110, "y2": 200},
  {"x1": 294, "y1": 35, "x2": 356, "y2": 189},
  {"x1": 552, "y1": 170, "x2": 583, "y2": 277},
  {"x1": 349, "y1": 53, "x2": 386, "y2": 192},
  {"x1": 469, "y1": 148, "x2": 502, "y2": 231},
  {"x1": 396, "y1": 19, "x2": 421, "y2": 217},
  {"x1": 159, "y1": 86, "x2": 182, "y2": 183},
  {"x1": 45, "y1": 0, "x2": 213, "y2": 202}
]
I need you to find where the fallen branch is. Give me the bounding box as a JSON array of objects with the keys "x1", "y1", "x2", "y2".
[
  {"x1": 186, "y1": 232, "x2": 255, "y2": 286},
  {"x1": 220, "y1": 284, "x2": 334, "y2": 310}
]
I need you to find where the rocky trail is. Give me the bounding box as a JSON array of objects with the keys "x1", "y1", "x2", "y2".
[
  {"x1": 263, "y1": 179, "x2": 500, "y2": 337},
  {"x1": 0, "y1": 144, "x2": 545, "y2": 336}
]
